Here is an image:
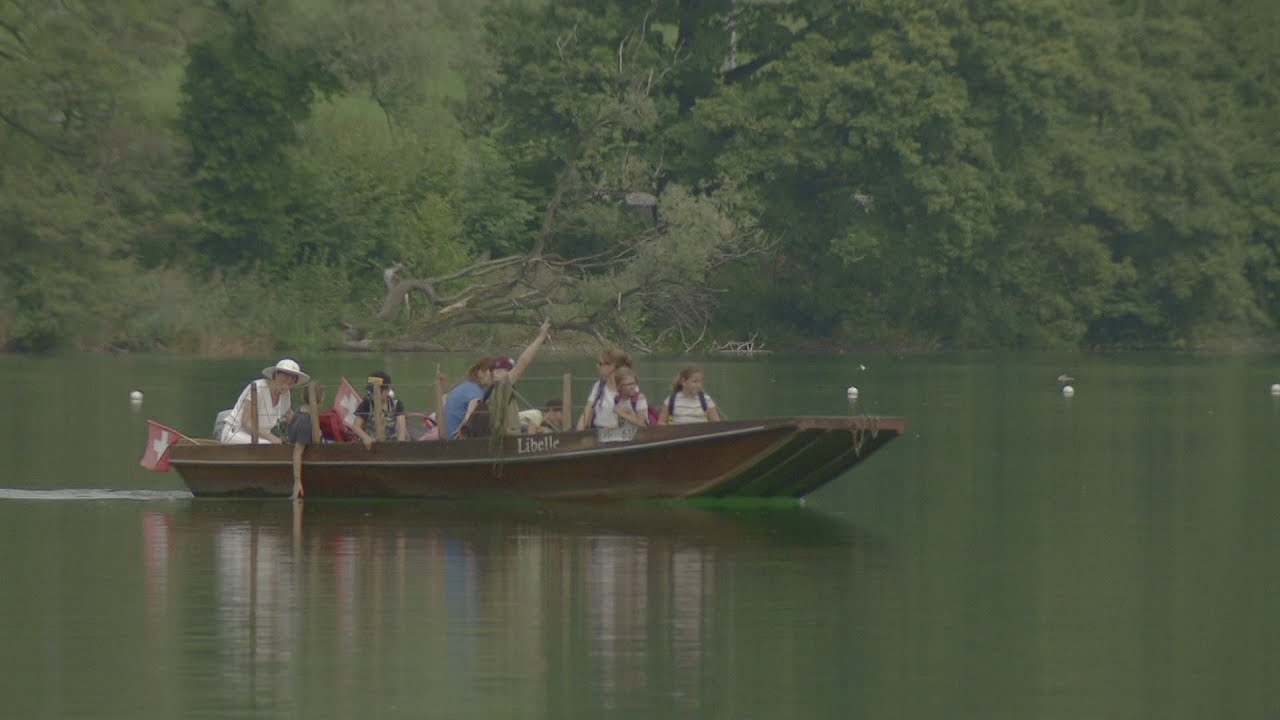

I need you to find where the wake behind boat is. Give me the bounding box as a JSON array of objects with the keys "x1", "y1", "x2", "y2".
[{"x1": 166, "y1": 416, "x2": 905, "y2": 501}]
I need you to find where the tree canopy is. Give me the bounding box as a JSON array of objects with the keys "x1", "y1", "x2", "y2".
[{"x1": 0, "y1": 0, "x2": 1276, "y2": 352}]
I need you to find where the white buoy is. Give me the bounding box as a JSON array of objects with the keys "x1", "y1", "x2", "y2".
[
  {"x1": 1062, "y1": 385, "x2": 1075, "y2": 397},
  {"x1": 1270, "y1": 383, "x2": 1280, "y2": 396},
  {"x1": 846, "y1": 386, "x2": 859, "y2": 400},
  {"x1": 129, "y1": 390, "x2": 144, "y2": 403}
]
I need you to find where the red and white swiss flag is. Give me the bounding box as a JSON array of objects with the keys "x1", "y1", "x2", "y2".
[
  {"x1": 333, "y1": 377, "x2": 361, "y2": 429},
  {"x1": 139, "y1": 420, "x2": 182, "y2": 472}
]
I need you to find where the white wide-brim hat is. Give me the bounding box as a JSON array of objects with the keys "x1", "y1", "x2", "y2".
[{"x1": 263, "y1": 358, "x2": 311, "y2": 385}]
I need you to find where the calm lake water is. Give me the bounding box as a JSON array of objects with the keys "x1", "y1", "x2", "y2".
[{"x1": 2, "y1": 352, "x2": 1279, "y2": 719}]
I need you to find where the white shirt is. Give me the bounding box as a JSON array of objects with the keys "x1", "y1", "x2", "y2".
[
  {"x1": 665, "y1": 392, "x2": 717, "y2": 424},
  {"x1": 586, "y1": 381, "x2": 620, "y2": 428},
  {"x1": 222, "y1": 378, "x2": 291, "y2": 441}
]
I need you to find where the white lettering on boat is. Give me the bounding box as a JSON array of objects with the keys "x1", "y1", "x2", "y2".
[
  {"x1": 517, "y1": 435, "x2": 560, "y2": 454},
  {"x1": 596, "y1": 425, "x2": 636, "y2": 443}
]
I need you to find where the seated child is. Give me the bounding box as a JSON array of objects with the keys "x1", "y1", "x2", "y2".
[
  {"x1": 658, "y1": 365, "x2": 722, "y2": 424},
  {"x1": 539, "y1": 398, "x2": 565, "y2": 432},
  {"x1": 353, "y1": 370, "x2": 408, "y2": 447},
  {"x1": 612, "y1": 367, "x2": 651, "y2": 427}
]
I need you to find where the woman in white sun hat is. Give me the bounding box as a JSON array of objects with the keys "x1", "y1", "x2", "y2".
[{"x1": 218, "y1": 358, "x2": 311, "y2": 444}]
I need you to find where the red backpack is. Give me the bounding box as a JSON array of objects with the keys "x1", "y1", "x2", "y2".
[
  {"x1": 616, "y1": 392, "x2": 660, "y2": 426},
  {"x1": 318, "y1": 408, "x2": 358, "y2": 442}
]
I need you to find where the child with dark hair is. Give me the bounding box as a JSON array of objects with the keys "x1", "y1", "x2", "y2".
[
  {"x1": 353, "y1": 370, "x2": 408, "y2": 447},
  {"x1": 540, "y1": 398, "x2": 565, "y2": 432}
]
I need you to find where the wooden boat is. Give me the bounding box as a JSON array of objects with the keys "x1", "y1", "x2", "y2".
[{"x1": 169, "y1": 416, "x2": 906, "y2": 501}]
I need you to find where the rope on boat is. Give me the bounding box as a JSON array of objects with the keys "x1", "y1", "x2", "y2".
[
  {"x1": 846, "y1": 415, "x2": 883, "y2": 459},
  {"x1": 487, "y1": 381, "x2": 516, "y2": 478}
]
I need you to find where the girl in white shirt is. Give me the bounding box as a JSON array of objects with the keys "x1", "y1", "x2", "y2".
[
  {"x1": 577, "y1": 348, "x2": 633, "y2": 429},
  {"x1": 658, "y1": 365, "x2": 722, "y2": 425},
  {"x1": 612, "y1": 367, "x2": 651, "y2": 427}
]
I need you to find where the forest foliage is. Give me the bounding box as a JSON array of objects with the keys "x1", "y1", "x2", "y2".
[{"x1": 1, "y1": 0, "x2": 1277, "y2": 353}]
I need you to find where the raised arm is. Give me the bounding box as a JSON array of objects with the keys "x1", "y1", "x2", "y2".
[{"x1": 508, "y1": 320, "x2": 552, "y2": 386}]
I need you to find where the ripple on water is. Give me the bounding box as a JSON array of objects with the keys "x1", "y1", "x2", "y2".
[{"x1": 0, "y1": 488, "x2": 192, "y2": 502}]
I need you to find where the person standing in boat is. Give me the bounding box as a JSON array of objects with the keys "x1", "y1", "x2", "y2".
[
  {"x1": 464, "y1": 319, "x2": 553, "y2": 437},
  {"x1": 352, "y1": 370, "x2": 408, "y2": 448},
  {"x1": 657, "y1": 365, "x2": 722, "y2": 424},
  {"x1": 577, "y1": 348, "x2": 634, "y2": 430},
  {"x1": 442, "y1": 357, "x2": 493, "y2": 440},
  {"x1": 218, "y1": 358, "x2": 310, "y2": 444}
]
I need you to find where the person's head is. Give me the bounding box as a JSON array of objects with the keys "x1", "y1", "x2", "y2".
[
  {"x1": 613, "y1": 367, "x2": 640, "y2": 397},
  {"x1": 366, "y1": 370, "x2": 393, "y2": 396},
  {"x1": 542, "y1": 398, "x2": 564, "y2": 426},
  {"x1": 263, "y1": 358, "x2": 310, "y2": 388},
  {"x1": 674, "y1": 366, "x2": 704, "y2": 396},
  {"x1": 490, "y1": 356, "x2": 515, "y2": 383},
  {"x1": 466, "y1": 357, "x2": 494, "y2": 385},
  {"x1": 596, "y1": 348, "x2": 633, "y2": 382}
]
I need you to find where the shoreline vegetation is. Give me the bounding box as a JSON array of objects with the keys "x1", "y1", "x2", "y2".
[
  {"x1": 3, "y1": 2, "x2": 1278, "y2": 356},
  {"x1": 3, "y1": 256, "x2": 1276, "y2": 357}
]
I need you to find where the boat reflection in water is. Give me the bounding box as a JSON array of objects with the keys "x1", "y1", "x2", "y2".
[{"x1": 141, "y1": 501, "x2": 891, "y2": 716}]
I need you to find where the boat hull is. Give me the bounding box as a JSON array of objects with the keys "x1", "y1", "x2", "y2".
[{"x1": 169, "y1": 416, "x2": 905, "y2": 500}]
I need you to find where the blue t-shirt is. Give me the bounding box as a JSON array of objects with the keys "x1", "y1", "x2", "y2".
[{"x1": 443, "y1": 380, "x2": 486, "y2": 439}]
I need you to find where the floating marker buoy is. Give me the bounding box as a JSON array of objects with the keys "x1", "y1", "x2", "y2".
[
  {"x1": 1062, "y1": 385, "x2": 1075, "y2": 397},
  {"x1": 1270, "y1": 383, "x2": 1280, "y2": 396},
  {"x1": 129, "y1": 390, "x2": 144, "y2": 403},
  {"x1": 846, "y1": 386, "x2": 859, "y2": 399}
]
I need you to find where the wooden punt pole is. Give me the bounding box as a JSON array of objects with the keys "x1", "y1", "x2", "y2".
[
  {"x1": 307, "y1": 382, "x2": 321, "y2": 444},
  {"x1": 249, "y1": 383, "x2": 259, "y2": 445},
  {"x1": 435, "y1": 364, "x2": 446, "y2": 437},
  {"x1": 370, "y1": 375, "x2": 386, "y2": 441},
  {"x1": 562, "y1": 373, "x2": 572, "y2": 433}
]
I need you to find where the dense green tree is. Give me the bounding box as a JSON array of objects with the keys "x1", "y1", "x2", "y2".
[
  {"x1": 2, "y1": 0, "x2": 1278, "y2": 352},
  {"x1": 178, "y1": 3, "x2": 339, "y2": 270},
  {"x1": 0, "y1": 1, "x2": 189, "y2": 350}
]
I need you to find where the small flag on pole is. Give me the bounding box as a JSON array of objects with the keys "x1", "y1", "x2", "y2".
[
  {"x1": 334, "y1": 377, "x2": 361, "y2": 429},
  {"x1": 139, "y1": 420, "x2": 182, "y2": 472}
]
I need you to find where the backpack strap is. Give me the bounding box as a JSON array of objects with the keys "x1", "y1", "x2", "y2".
[
  {"x1": 589, "y1": 379, "x2": 605, "y2": 428},
  {"x1": 665, "y1": 392, "x2": 709, "y2": 422}
]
